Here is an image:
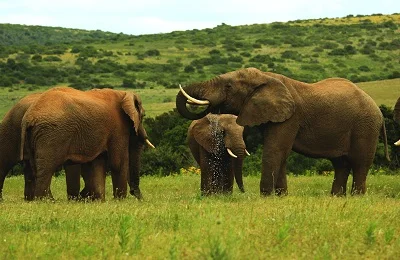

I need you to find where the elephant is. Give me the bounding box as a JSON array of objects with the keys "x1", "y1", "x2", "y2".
[
  {"x1": 0, "y1": 93, "x2": 107, "y2": 201},
  {"x1": 393, "y1": 97, "x2": 400, "y2": 146},
  {"x1": 20, "y1": 87, "x2": 154, "y2": 200},
  {"x1": 188, "y1": 114, "x2": 249, "y2": 195},
  {"x1": 176, "y1": 67, "x2": 390, "y2": 196}
]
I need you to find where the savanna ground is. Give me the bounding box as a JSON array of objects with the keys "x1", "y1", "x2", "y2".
[{"x1": 0, "y1": 172, "x2": 399, "y2": 259}]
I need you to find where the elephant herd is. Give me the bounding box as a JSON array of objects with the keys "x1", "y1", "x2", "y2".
[{"x1": 0, "y1": 67, "x2": 396, "y2": 201}]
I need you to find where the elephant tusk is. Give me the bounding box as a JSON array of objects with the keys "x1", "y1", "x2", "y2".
[
  {"x1": 179, "y1": 84, "x2": 210, "y2": 105},
  {"x1": 146, "y1": 139, "x2": 156, "y2": 149},
  {"x1": 227, "y1": 148, "x2": 238, "y2": 158},
  {"x1": 394, "y1": 139, "x2": 400, "y2": 146},
  {"x1": 245, "y1": 149, "x2": 250, "y2": 156}
]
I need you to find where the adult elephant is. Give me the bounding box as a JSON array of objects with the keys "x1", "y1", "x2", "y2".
[
  {"x1": 176, "y1": 68, "x2": 389, "y2": 196},
  {"x1": 188, "y1": 114, "x2": 249, "y2": 195},
  {"x1": 393, "y1": 97, "x2": 400, "y2": 146},
  {"x1": 0, "y1": 93, "x2": 105, "y2": 201},
  {"x1": 21, "y1": 87, "x2": 153, "y2": 200}
]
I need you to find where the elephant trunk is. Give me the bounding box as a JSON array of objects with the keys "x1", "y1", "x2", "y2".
[{"x1": 176, "y1": 89, "x2": 212, "y2": 120}]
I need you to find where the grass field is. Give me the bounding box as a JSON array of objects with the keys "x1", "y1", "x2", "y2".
[{"x1": 0, "y1": 173, "x2": 399, "y2": 259}]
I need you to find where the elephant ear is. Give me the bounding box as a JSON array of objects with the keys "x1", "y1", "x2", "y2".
[
  {"x1": 121, "y1": 92, "x2": 141, "y2": 134},
  {"x1": 237, "y1": 77, "x2": 295, "y2": 127},
  {"x1": 192, "y1": 118, "x2": 220, "y2": 154}
]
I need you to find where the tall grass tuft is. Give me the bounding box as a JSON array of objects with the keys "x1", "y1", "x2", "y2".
[{"x1": 118, "y1": 215, "x2": 132, "y2": 252}]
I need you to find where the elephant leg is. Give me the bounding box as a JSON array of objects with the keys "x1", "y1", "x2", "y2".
[
  {"x1": 199, "y1": 149, "x2": 213, "y2": 195},
  {"x1": 350, "y1": 164, "x2": 368, "y2": 195},
  {"x1": 129, "y1": 143, "x2": 143, "y2": 200},
  {"x1": 34, "y1": 170, "x2": 54, "y2": 199},
  {"x1": 260, "y1": 122, "x2": 297, "y2": 196},
  {"x1": 111, "y1": 172, "x2": 127, "y2": 199},
  {"x1": 23, "y1": 160, "x2": 35, "y2": 201},
  {"x1": 330, "y1": 157, "x2": 351, "y2": 196},
  {"x1": 221, "y1": 159, "x2": 234, "y2": 194},
  {"x1": 349, "y1": 139, "x2": 377, "y2": 195},
  {"x1": 32, "y1": 157, "x2": 56, "y2": 200},
  {"x1": 64, "y1": 164, "x2": 81, "y2": 200},
  {"x1": 81, "y1": 156, "x2": 107, "y2": 201},
  {"x1": 275, "y1": 160, "x2": 288, "y2": 196}
]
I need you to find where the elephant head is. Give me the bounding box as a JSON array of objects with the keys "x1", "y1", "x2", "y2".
[
  {"x1": 191, "y1": 114, "x2": 248, "y2": 158},
  {"x1": 393, "y1": 97, "x2": 400, "y2": 146},
  {"x1": 176, "y1": 67, "x2": 296, "y2": 127},
  {"x1": 188, "y1": 114, "x2": 249, "y2": 195}
]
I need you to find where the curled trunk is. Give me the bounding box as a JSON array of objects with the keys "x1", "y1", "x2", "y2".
[{"x1": 176, "y1": 91, "x2": 212, "y2": 120}]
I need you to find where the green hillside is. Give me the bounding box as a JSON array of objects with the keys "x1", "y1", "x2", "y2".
[{"x1": 0, "y1": 13, "x2": 399, "y2": 119}]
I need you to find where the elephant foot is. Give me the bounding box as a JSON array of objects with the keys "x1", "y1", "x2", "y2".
[
  {"x1": 275, "y1": 188, "x2": 288, "y2": 196},
  {"x1": 331, "y1": 188, "x2": 347, "y2": 197},
  {"x1": 238, "y1": 186, "x2": 245, "y2": 193},
  {"x1": 130, "y1": 188, "x2": 143, "y2": 200},
  {"x1": 260, "y1": 188, "x2": 274, "y2": 196}
]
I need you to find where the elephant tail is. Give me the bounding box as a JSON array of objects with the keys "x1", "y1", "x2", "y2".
[
  {"x1": 381, "y1": 121, "x2": 390, "y2": 162},
  {"x1": 20, "y1": 120, "x2": 29, "y2": 161}
]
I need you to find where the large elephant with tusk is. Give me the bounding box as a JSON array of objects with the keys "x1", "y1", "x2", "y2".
[
  {"x1": 176, "y1": 68, "x2": 390, "y2": 196},
  {"x1": 188, "y1": 114, "x2": 249, "y2": 195}
]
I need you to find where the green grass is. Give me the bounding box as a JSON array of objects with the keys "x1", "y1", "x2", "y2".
[
  {"x1": 1, "y1": 174, "x2": 399, "y2": 259},
  {"x1": 357, "y1": 78, "x2": 400, "y2": 107}
]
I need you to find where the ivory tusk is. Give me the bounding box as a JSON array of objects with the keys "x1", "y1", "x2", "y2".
[
  {"x1": 245, "y1": 149, "x2": 250, "y2": 156},
  {"x1": 227, "y1": 148, "x2": 238, "y2": 158},
  {"x1": 394, "y1": 139, "x2": 400, "y2": 146},
  {"x1": 179, "y1": 84, "x2": 210, "y2": 105},
  {"x1": 146, "y1": 139, "x2": 155, "y2": 149}
]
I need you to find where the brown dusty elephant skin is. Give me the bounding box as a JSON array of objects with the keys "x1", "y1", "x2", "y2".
[
  {"x1": 177, "y1": 68, "x2": 390, "y2": 196},
  {"x1": 20, "y1": 87, "x2": 150, "y2": 200},
  {"x1": 0, "y1": 93, "x2": 106, "y2": 201},
  {"x1": 188, "y1": 114, "x2": 247, "y2": 195}
]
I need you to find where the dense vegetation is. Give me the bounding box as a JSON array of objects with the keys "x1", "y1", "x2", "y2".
[
  {"x1": 0, "y1": 14, "x2": 399, "y2": 91},
  {"x1": 1, "y1": 13, "x2": 400, "y2": 177}
]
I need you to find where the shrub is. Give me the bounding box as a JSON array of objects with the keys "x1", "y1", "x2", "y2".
[
  {"x1": 31, "y1": 54, "x2": 42, "y2": 62},
  {"x1": 358, "y1": 65, "x2": 370, "y2": 72},
  {"x1": 281, "y1": 50, "x2": 302, "y2": 61},
  {"x1": 145, "y1": 49, "x2": 160, "y2": 56},
  {"x1": 184, "y1": 65, "x2": 195, "y2": 73},
  {"x1": 43, "y1": 56, "x2": 62, "y2": 62}
]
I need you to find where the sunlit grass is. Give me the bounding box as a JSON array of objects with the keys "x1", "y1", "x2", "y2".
[{"x1": 0, "y1": 174, "x2": 399, "y2": 258}]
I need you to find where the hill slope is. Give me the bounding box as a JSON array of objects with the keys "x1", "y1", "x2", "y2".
[{"x1": 0, "y1": 13, "x2": 399, "y2": 118}]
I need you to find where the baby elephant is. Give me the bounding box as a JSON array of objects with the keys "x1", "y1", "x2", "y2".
[{"x1": 187, "y1": 114, "x2": 249, "y2": 195}]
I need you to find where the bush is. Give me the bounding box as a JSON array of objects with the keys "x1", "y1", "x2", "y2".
[
  {"x1": 145, "y1": 49, "x2": 160, "y2": 57},
  {"x1": 31, "y1": 54, "x2": 42, "y2": 62},
  {"x1": 43, "y1": 55, "x2": 62, "y2": 62},
  {"x1": 281, "y1": 50, "x2": 301, "y2": 61}
]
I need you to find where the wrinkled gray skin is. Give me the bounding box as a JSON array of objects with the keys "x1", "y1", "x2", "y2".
[
  {"x1": 21, "y1": 87, "x2": 149, "y2": 200},
  {"x1": 0, "y1": 93, "x2": 105, "y2": 201},
  {"x1": 393, "y1": 97, "x2": 400, "y2": 145},
  {"x1": 177, "y1": 68, "x2": 390, "y2": 196},
  {"x1": 188, "y1": 114, "x2": 246, "y2": 195}
]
